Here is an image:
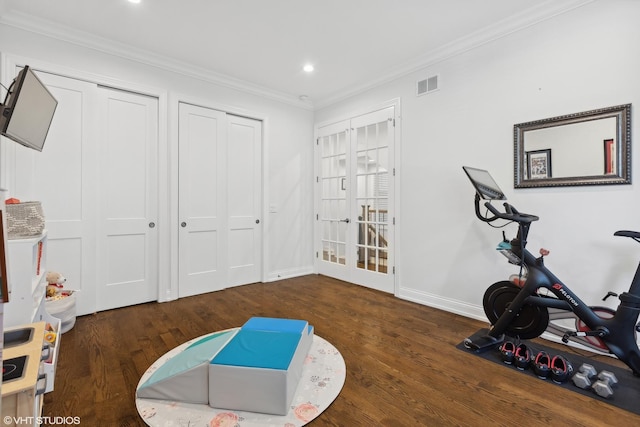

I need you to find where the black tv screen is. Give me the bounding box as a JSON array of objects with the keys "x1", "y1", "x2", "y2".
[{"x1": 0, "y1": 66, "x2": 58, "y2": 152}]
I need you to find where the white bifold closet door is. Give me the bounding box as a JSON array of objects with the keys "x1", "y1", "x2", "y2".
[
  {"x1": 226, "y1": 114, "x2": 263, "y2": 287},
  {"x1": 96, "y1": 87, "x2": 159, "y2": 311},
  {"x1": 178, "y1": 103, "x2": 262, "y2": 298},
  {"x1": 7, "y1": 70, "x2": 159, "y2": 315}
]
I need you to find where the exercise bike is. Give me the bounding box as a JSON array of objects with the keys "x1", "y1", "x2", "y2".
[{"x1": 461, "y1": 166, "x2": 640, "y2": 377}]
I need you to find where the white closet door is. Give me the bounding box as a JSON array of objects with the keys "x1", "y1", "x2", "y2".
[
  {"x1": 7, "y1": 72, "x2": 160, "y2": 313},
  {"x1": 97, "y1": 87, "x2": 159, "y2": 310},
  {"x1": 178, "y1": 103, "x2": 228, "y2": 297},
  {"x1": 227, "y1": 115, "x2": 262, "y2": 286},
  {"x1": 9, "y1": 71, "x2": 99, "y2": 316}
]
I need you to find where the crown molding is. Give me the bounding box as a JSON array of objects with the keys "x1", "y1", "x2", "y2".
[
  {"x1": 0, "y1": 10, "x2": 314, "y2": 110},
  {"x1": 0, "y1": 0, "x2": 593, "y2": 111},
  {"x1": 314, "y1": 0, "x2": 595, "y2": 110}
]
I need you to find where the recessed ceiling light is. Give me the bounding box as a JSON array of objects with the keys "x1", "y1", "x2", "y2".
[
  {"x1": 303, "y1": 64, "x2": 314, "y2": 73},
  {"x1": 128, "y1": 0, "x2": 141, "y2": 4}
]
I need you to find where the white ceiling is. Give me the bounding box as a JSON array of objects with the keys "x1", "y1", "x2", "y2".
[{"x1": 0, "y1": 0, "x2": 592, "y2": 108}]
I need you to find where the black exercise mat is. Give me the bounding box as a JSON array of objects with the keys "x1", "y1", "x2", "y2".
[{"x1": 456, "y1": 338, "x2": 640, "y2": 416}]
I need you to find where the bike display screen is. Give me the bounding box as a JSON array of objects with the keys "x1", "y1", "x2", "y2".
[{"x1": 463, "y1": 166, "x2": 506, "y2": 200}]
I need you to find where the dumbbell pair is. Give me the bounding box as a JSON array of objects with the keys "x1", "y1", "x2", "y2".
[{"x1": 571, "y1": 363, "x2": 618, "y2": 398}]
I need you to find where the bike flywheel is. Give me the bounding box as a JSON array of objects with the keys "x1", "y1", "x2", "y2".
[{"x1": 483, "y1": 281, "x2": 549, "y2": 339}]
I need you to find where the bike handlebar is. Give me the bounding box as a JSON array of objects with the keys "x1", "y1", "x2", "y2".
[{"x1": 475, "y1": 194, "x2": 539, "y2": 224}]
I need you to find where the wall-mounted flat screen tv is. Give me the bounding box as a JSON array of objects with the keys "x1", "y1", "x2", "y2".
[{"x1": 0, "y1": 65, "x2": 58, "y2": 152}]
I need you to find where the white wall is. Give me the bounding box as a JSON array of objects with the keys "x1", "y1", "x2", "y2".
[
  {"x1": 0, "y1": 23, "x2": 316, "y2": 299},
  {"x1": 2, "y1": 1, "x2": 639, "y2": 322},
  {"x1": 315, "y1": 1, "x2": 640, "y2": 320}
]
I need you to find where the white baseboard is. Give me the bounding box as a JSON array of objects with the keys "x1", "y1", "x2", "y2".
[
  {"x1": 265, "y1": 266, "x2": 315, "y2": 282},
  {"x1": 397, "y1": 286, "x2": 486, "y2": 321}
]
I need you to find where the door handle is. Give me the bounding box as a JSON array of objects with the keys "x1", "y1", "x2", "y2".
[
  {"x1": 340, "y1": 218, "x2": 350, "y2": 223},
  {"x1": 256, "y1": 219, "x2": 260, "y2": 224},
  {"x1": 181, "y1": 222, "x2": 187, "y2": 227},
  {"x1": 149, "y1": 222, "x2": 156, "y2": 228}
]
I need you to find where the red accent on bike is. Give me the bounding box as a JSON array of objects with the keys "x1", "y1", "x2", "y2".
[
  {"x1": 576, "y1": 308, "x2": 615, "y2": 351},
  {"x1": 552, "y1": 284, "x2": 562, "y2": 290},
  {"x1": 509, "y1": 275, "x2": 526, "y2": 287}
]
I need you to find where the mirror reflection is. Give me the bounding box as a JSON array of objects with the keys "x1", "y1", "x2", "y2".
[{"x1": 514, "y1": 104, "x2": 631, "y2": 188}]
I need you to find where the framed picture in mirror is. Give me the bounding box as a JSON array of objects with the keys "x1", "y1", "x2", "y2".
[{"x1": 527, "y1": 149, "x2": 552, "y2": 179}]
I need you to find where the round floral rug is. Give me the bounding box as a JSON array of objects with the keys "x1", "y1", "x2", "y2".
[{"x1": 136, "y1": 329, "x2": 346, "y2": 426}]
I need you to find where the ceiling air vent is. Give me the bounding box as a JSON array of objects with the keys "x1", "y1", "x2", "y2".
[{"x1": 416, "y1": 75, "x2": 439, "y2": 96}]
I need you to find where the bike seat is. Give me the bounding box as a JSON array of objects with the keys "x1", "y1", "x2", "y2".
[{"x1": 614, "y1": 230, "x2": 640, "y2": 239}]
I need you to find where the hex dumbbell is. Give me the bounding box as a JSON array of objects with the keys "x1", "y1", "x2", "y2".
[
  {"x1": 592, "y1": 370, "x2": 618, "y2": 398},
  {"x1": 571, "y1": 363, "x2": 597, "y2": 389}
]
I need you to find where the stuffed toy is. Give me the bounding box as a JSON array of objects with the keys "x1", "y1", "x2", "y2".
[{"x1": 46, "y1": 271, "x2": 67, "y2": 298}]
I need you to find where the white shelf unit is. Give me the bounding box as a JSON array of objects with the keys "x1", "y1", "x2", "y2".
[{"x1": 4, "y1": 231, "x2": 61, "y2": 393}]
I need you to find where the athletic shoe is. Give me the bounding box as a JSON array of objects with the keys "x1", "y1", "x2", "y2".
[
  {"x1": 533, "y1": 351, "x2": 551, "y2": 379},
  {"x1": 550, "y1": 355, "x2": 574, "y2": 383},
  {"x1": 514, "y1": 343, "x2": 532, "y2": 370},
  {"x1": 499, "y1": 340, "x2": 516, "y2": 364}
]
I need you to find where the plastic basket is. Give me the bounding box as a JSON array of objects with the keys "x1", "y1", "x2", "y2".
[{"x1": 46, "y1": 294, "x2": 77, "y2": 333}]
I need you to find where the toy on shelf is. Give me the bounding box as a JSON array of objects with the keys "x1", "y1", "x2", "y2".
[
  {"x1": 46, "y1": 271, "x2": 74, "y2": 299},
  {"x1": 44, "y1": 271, "x2": 78, "y2": 333},
  {"x1": 44, "y1": 322, "x2": 57, "y2": 345}
]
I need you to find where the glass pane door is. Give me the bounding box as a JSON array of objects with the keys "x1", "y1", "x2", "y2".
[
  {"x1": 316, "y1": 106, "x2": 395, "y2": 293},
  {"x1": 354, "y1": 120, "x2": 390, "y2": 274},
  {"x1": 319, "y1": 126, "x2": 349, "y2": 268}
]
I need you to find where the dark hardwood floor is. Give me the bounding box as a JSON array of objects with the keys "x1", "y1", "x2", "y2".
[{"x1": 42, "y1": 275, "x2": 639, "y2": 426}]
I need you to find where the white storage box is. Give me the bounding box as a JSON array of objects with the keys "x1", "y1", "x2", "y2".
[{"x1": 208, "y1": 317, "x2": 314, "y2": 415}]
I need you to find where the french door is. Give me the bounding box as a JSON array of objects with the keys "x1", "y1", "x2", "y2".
[{"x1": 316, "y1": 107, "x2": 395, "y2": 293}]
